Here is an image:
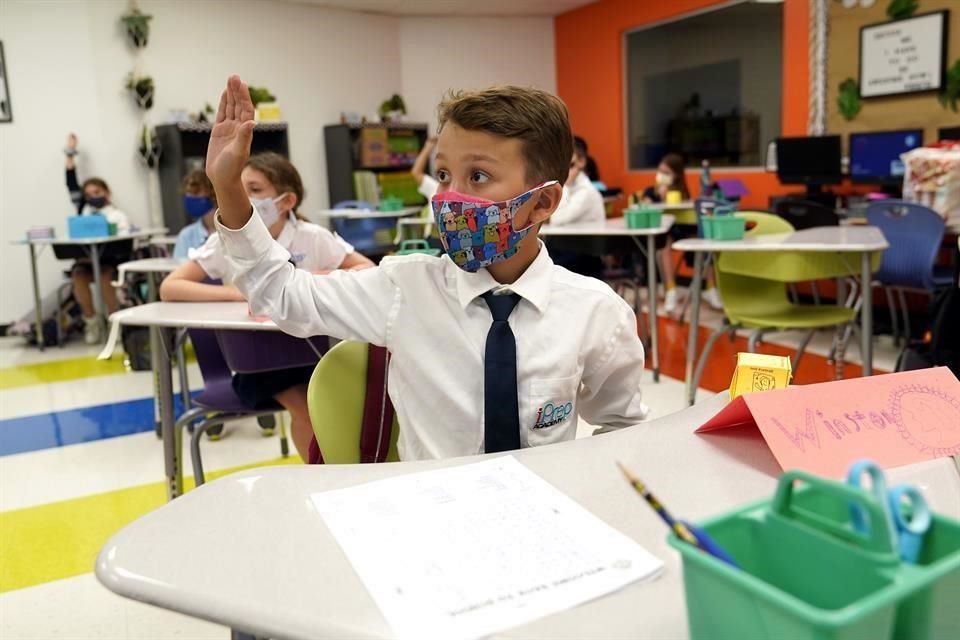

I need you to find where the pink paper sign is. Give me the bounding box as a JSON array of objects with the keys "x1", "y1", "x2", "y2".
[{"x1": 697, "y1": 367, "x2": 960, "y2": 477}]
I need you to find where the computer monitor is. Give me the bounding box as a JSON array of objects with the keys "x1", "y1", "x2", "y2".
[
  {"x1": 849, "y1": 130, "x2": 923, "y2": 184},
  {"x1": 775, "y1": 136, "x2": 843, "y2": 194},
  {"x1": 939, "y1": 125, "x2": 960, "y2": 140}
]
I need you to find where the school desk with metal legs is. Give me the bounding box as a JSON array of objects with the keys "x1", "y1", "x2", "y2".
[
  {"x1": 540, "y1": 215, "x2": 675, "y2": 382},
  {"x1": 10, "y1": 228, "x2": 167, "y2": 349},
  {"x1": 108, "y1": 302, "x2": 291, "y2": 500},
  {"x1": 95, "y1": 391, "x2": 960, "y2": 640},
  {"x1": 673, "y1": 226, "x2": 889, "y2": 406}
]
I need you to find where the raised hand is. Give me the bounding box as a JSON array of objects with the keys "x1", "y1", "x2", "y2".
[
  {"x1": 66, "y1": 133, "x2": 78, "y2": 151},
  {"x1": 206, "y1": 75, "x2": 256, "y2": 188}
]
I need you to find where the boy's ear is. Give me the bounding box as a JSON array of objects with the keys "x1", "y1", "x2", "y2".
[{"x1": 525, "y1": 182, "x2": 563, "y2": 226}]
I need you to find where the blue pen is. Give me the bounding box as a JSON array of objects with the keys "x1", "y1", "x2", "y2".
[{"x1": 682, "y1": 521, "x2": 740, "y2": 569}]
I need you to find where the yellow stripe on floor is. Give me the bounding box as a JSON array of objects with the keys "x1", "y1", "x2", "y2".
[
  {"x1": 0, "y1": 345, "x2": 196, "y2": 390},
  {"x1": 0, "y1": 455, "x2": 301, "y2": 593}
]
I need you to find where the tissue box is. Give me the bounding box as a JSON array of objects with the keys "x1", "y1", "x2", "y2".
[
  {"x1": 67, "y1": 215, "x2": 110, "y2": 239},
  {"x1": 729, "y1": 352, "x2": 791, "y2": 399}
]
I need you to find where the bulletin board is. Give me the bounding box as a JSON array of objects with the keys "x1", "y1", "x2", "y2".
[{"x1": 826, "y1": 1, "x2": 959, "y2": 147}]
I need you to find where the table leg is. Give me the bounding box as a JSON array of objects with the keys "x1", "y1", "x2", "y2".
[
  {"x1": 176, "y1": 331, "x2": 191, "y2": 412},
  {"x1": 646, "y1": 235, "x2": 660, "y2": 383},
  {"x1": 147, "y1": 273, "x2": 162, "y2": 432},
  {"x1": 685, "y1": 251, "x2": 705, "y2": 406},
  {"x1": 156, "y1": 327, "x2": 183, "y2": 500},
  {"x1": 89, "y1": 244, "x2": 105, "y2": 322},
  {"x1": 861, "y1": 251, "x2": 873, "y2": 376},
  {"x1": 28, "y1": 243, "x2": 45, "y2": 351}
]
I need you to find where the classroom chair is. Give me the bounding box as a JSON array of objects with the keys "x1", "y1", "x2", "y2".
[
  {"x1": 774, "y1": 198, "x2": 840, "y2": 230},
  {"x1": 306, "y1": 341, "x2": 399, "y2": 465},
  {"x1": 186, "y1": 330, "x2": 328, "y2": 486},
  {"x1": 690, "y1": 212, "x2": 861, "y2": 389},
  {"x1": 866, "y1": 200, "x2": 953, "y2": 345}
]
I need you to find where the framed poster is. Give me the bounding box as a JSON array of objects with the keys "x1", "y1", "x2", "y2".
[
  {"x1": 859, "y1": 10, "x2": 949, "y2": 98},
  {"x1": 0, "y1": 41, "x2": 10, "y2": 123}
]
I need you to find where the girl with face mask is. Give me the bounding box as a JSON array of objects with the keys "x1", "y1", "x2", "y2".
[
  {"x1": 638, "y1": 153, "x2": 722, "y2": 313},
  {"x1": 173, "y1": 170, "x2": 219, "y2": 259},
  {"x1": 160, "y1": 152, "x2": 374, "y2": 459},
  {"x1": 63, "y1": 133, "x2": 133, "y2": 344}
]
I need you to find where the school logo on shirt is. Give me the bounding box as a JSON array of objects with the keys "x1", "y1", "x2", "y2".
[
  {"x1": 290, "y1": 252, "x2": 306, "y2": 264},
  {"x1": 532, "y1": 400, "x2": 574, "y2": 430}
]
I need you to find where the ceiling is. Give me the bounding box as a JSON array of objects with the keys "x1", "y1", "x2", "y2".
[{"x1": 272, "y1": 0, "x2": 596, "y2": 17}]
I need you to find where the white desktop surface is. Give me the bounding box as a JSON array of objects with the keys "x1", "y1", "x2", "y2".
[
  {"x1": 109, "y1": 301, "x2": 279, "y2": 331},
  {"x1": 673, "y1": 226, "x2": 888, "y2": 253},
  {"x1": 12, "y1": 227, "x2": 168, "y2": 246},
  {"x1": 117, "y1": 257, "x2": 184, "y2": 275},
  {"x1": 540, "y1": 215, "x2": 675, "y2": 237},
  {"x1": 306, "y1": 208, "x2": 422, "y2": 222},
  {"x1": 96, "y1": 392, "x2": 960, "y2": 640}
]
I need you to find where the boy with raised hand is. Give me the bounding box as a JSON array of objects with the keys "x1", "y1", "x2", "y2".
[{"x1": 208, "y1": 75, "x2": 648, "y2": 461}]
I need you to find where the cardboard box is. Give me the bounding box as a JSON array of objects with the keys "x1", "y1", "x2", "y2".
[
  {"x1": 359, "y1": 127, "x2": 389, "y2": 167},
  {"x1": 729, "y1": 352, "x2": 791, "y2": 399}
]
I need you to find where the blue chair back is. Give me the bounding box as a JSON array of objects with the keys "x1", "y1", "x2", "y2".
[
  {"x1": 333, "y1": 200, "x2": 375, "y2": 210},
  {"x1": 866, "y1": 200, "x2": 945, "y2": 290},
  {"x1": 188, "y1": 329, "x2": 234, "y2": 386}
]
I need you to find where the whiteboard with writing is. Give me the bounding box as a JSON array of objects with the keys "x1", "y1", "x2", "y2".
[{"x1": 860, "y1": 11, "x2": 947, "y2": 98}]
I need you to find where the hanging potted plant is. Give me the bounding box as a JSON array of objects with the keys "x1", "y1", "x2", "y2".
[
  {"x1": 125, "y1": 73, "x2": 154, "y2": 110},
  {"x1": 137, "y1": 123, "x2": 161, "y2": 168},
  {"x1": 120, "y1": 8, "x2": 152, "y2": 48},
  {"x1": 378, "y1": 94, "x2": 407, "y2": 123}
]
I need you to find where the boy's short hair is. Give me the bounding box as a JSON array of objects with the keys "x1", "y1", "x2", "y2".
[
  {"x1": 437, "y1": 86, "x2": 574, "y2": 187},
  {"x1": 82, "y1": 177, "x2": 110, "y2": 194},
  {"x1": 182, "y1": 169, "x2": 217, "y2": 205}
]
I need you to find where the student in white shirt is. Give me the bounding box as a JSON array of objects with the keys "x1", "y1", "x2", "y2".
[
  {"x1": 411, "y1": 135, "x2": 439, "y2": 201},
  {"x1": 207, "y1": 75, "x2": 648, "y2": 461},
  {"x1": 63, "y1": 133, "x2": 132, "y2": 344},
  {"x1": 160, "y1": 152, "x2": 374, "y2": 457},
  {"x1": 550, "y1": 137, "x2": 605, "y2": 227}
]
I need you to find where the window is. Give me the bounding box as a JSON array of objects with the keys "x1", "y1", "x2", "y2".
[{"x1": 625, "y1": 1, "x2": 783, "y2": 169}]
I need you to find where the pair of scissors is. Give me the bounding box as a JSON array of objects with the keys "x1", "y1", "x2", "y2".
[{"x1": 847, "y1": 459, "x2": 932, "y2": 563}]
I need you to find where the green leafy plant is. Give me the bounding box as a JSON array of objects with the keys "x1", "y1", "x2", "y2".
[
  {"x1": 886, "y1": 0, "x2": 918, "y2": 20},
  {"x1": 837, "y1": 78, "x2": 862, "y2": 121},
  {"x1": 120, "y1": 8, "x2": 152, "y2": 48},
  {"x1": 938, "y1": 59, "x2": 960, "y2": 113},
  {"x1": 378, "y1": 94, "x2": 407, "y2": 118},
  {"x1": 137, "y1": 124, "x2": 161, "y2": 168},
  {"x1": 248, "y1": 87, "x2": 276, "y2": 107},
  {"x1": 124, "y1": 73, "x2": 154, "y2": 110}
]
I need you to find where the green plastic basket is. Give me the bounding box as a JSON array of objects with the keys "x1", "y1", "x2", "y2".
[
  {"x1": 396, "y1": 239, "x2": 439, "y2": 257},
  {"x1": 702, "y1": 215, "x2": 745, "y2": 240},
  {"x1": 625, "y1": 206, "x2": 663, "y2": 229},
  {"x1": 378, "y1": 195, "x2": 404, "y2": 212},
  {"x1": 668, "y1": 470, "x2": 960, "y2": 640}
]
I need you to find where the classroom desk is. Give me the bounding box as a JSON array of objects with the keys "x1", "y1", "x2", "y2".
[
  {"x1": 540, "y1": 216, "x2": 675, "y2": 382},
  {"x1": 304, "y1": 207, "x2": 422, "y2": 225},
  {"x1": 11, "y1": 228, "x2": 167, "y2": 349},
  {"x1": 96, "y1": 392, "x2": 960, "y2": 640},
  {"x1": 674, "y1": 226, "x2": 889, "y2": 406},
  {"x1": 148, "y1": 235, "x2": 178, "y2": 255},
  {"x1": 109, "y1": 302, "x2": 284, "y2": 500}
]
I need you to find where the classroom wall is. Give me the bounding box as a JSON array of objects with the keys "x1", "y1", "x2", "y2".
[
  {"x1": 554, "y1": 0, "x2": 811, "y2": 209},
  {"x1": 398, "y1": 16, "x2": 557, "y2": 133},
  {"x1": 0, "y1": 2, "x2": 555, "y2": 324}
]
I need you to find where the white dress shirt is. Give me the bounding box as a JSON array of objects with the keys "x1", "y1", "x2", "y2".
[
  {"x1": 217, "y1": 209, "x2": 648, "y2": 460},
  {"x1": 192, "y1": 212, "x2": 353, "y2": 280},
  {"x1": 82, "y1": 204, "x2": 131, "y2": 235},
  {"x1": 550, "y1": 171, "x2": 606, "y2": 226}
]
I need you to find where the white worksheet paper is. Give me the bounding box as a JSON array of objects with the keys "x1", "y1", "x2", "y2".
[{"x1": 311, "y1": 456, "x2": 663, "y2": 640}]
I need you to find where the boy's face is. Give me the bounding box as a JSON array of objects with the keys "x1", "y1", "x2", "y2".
[{"x1": 434, "y1": 123, "x2": 561, "y2": 229}]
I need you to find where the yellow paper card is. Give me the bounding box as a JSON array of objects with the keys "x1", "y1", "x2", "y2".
[{"x1": 729, "y1": 352, "x2": 792, "y2": 399}]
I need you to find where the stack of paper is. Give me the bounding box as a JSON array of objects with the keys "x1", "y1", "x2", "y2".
[{"x1": 311, "y1": 456, "x2": 663, "y2": 640}]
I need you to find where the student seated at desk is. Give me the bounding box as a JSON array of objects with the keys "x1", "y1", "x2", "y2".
[
  {"x1": 550, "y1": 136, "x2": 605, "y2": 226},
  {"x1": 160, "y1": 152, "x2": 373, "y2": 458},
  {"x1": 173, "y1": 170, "x2": 217, "y2": 258},
  {"x1": 573, "y1": 135, "x2": 600, "y2": 183},
  {"x1": 640, "y1": 153, "x2": 722, "y2": 313},
  {"x1": 411, "y1": 135, "x2": 439, "y2": 201},
  {"x1": 64, "y1": 133, "x2": 132, "y2": 344},
  {"x1": 207, "y1": 75, "x2": 648, "y2": 461}
]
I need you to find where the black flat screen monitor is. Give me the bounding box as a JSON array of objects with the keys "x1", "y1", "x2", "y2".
[
  {"x1": 776, "y1": 136, "x2": 843, "y2": 190},
  {"x1": 849, "y1": 129, "x2": 923, "y2": 184},
  {"x1": 939, "y1": 126, "x2": 960, "y2": 140}
]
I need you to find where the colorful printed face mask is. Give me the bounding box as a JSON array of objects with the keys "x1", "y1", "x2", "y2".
[{"x1": 431, "y1": 181, "x2": 557, "y2": 272}]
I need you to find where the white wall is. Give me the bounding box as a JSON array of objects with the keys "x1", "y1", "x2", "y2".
[
  {"x1": 0, "y1": 2, "x2": 557, "y2": 323},
  {"x1": 398, "y1": 16, "x2": 557, "y2": 133}
]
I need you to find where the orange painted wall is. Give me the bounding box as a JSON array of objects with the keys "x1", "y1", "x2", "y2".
[{"x1": 554, "y1": 0, "x2": 810, "y2": 210}]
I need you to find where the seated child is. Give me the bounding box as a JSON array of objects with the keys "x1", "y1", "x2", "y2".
[
  {"x1": 208, "y1": 76, "x2": 648, "y2": 461},
  {"x1": 173, "y1": 170, "x2": 218, "y2": 258},
  {"x1": 64, "y1": 133, "x2": 132, "y2": 344},
  {"x1": 550, "y1": 136, "x2": 605, "y2": 226},
  {"x1": 411, "y1": 135, "x2": 439, "y2": 201},
  {"x1": 160, "y1": 151, "x2": 374, "y2": 457}
]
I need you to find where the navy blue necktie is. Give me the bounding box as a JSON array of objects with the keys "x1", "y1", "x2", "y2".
[{"x1": 482, "y1": 291, "x2": 522, "y2": 453}]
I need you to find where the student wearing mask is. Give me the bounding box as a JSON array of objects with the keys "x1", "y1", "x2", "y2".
[
  {"x1": 173, "y1": 170, "x2": 218, "y2": 259},
  {"x1": 550, "y1": 136, "x2": 605, "y2": 227},
  {"x1": 63, "y1": 133, "x2": 132, "y2": 344},
  {"x1": 160, "y1": 152, "x2": 374, "y2": 458}
]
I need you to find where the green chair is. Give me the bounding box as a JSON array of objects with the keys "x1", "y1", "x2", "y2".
[
  {"x1": 306, "y1": 341, "x2": 400, "y2": 464},
  {"x1": 691, "y1": 212, "x2": 861, "y2": 389}
]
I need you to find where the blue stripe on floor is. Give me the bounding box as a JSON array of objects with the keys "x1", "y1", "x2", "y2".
[{"x1": 0, "y1": 395, "x2": 196, "y2": 456}]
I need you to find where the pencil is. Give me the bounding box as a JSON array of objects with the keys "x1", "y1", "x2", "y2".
[{"x1": 616, "y1": 461, "x2": 699, "y2": 547}]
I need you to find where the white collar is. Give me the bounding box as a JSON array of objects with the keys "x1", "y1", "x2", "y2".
[
  {"x1": 452, "y1": 240, "x2": 553, "y2": 314},
  {"x1": 274, "y1": 212, "x2": 298, "y2": 249}
]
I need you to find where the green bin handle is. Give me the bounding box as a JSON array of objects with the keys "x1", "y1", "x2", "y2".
[
  {"x1": 398, "y1": 239, "x2": 429, "y2": 251},
  {"x1": 772, "y1": 470, "x2": 898, "y2": 557}
]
